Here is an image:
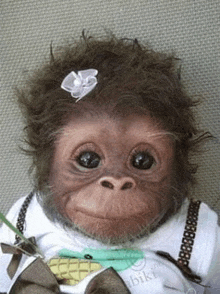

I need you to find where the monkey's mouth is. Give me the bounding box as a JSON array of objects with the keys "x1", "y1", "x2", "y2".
[{"x1": 75, "y1": 208, "x2": 147, "y2": 221}]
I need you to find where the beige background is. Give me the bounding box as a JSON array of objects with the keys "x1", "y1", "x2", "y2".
[{"x1": 1, "y1": 0, "x2": 219, "y2": 222}]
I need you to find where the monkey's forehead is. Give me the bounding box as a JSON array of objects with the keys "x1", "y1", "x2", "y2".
[{"x1": 59, "y1": 114, "x2": 174, "y2": 140}]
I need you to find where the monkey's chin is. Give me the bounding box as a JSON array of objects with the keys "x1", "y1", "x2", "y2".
[{"x1": 69, "y1": 211, "x2": 160, "y2": 245}]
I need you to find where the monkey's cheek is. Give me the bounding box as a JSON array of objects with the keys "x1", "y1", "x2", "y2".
[{"x1": 71, "y1": 211, "x2": 152, "y2": 239}]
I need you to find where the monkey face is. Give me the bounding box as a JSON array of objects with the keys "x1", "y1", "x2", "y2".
[{"x1": 49, "y1": 113, "x2": 175, "y2": 243}]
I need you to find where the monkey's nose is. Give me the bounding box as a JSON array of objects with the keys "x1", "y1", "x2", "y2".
[{"x1": 99, "y1": 177, "x2": 136, "y2": 190}]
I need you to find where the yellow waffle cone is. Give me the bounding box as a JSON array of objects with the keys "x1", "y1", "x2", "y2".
[{"x1": 48, "y1": 258, "x2": 102, "y2": 285}]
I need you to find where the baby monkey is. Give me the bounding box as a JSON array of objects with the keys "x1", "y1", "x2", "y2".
[{"x1": 0, "y1": 34, "x2": 219, "y2": 294}]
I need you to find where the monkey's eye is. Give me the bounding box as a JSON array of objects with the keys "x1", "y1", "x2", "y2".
[
  {"x1": 76, "y1": 152, "x2": 101, "y2": 169},
  {"x1": 132, "y1": 152, "x2": 155, "y2": 170}
]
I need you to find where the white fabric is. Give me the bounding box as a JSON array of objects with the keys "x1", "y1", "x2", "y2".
[
  {"x1": 61, "y1": 69, "x2": 98, "y2": 101},
  {"x1": 0, "y1": 194, "x2": 219, "y2": 293}
]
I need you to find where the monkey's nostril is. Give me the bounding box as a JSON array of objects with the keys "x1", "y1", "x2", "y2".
[
  {"x1": 121, "y1": 182, "x2": 133, "y2": 190},
  {"x1": 101, "y1": 180, "x2": 114, "y2": 190}
]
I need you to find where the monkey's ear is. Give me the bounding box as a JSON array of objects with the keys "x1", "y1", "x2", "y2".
[{"x1": 85, "y1": 267, "x2": 131, "y2": 294}]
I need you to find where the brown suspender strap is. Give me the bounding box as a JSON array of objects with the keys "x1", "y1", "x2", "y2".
[
  {"x1": 15, "y1": 191, "x2": 34, "y2": 244},
  {"x1": 177, "y1": 199, "x2": 201, "y2": 267},
  {"x1": 158, "y1": 199, "x2": 202, "y2": 284}
]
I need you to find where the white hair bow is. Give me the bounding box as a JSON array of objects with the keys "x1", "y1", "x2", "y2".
[{"x1": 61, "y1": 69, "x2": 98, "y2": 102}]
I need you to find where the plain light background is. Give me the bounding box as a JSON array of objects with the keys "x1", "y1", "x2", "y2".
[{"x1": 1, "y1": 0, "x2": 219, "y2": 222}]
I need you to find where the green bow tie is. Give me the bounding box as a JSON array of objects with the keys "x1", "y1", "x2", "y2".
[{"x1": 59, "y1": 248, "x2": 144, "y2": 272}]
